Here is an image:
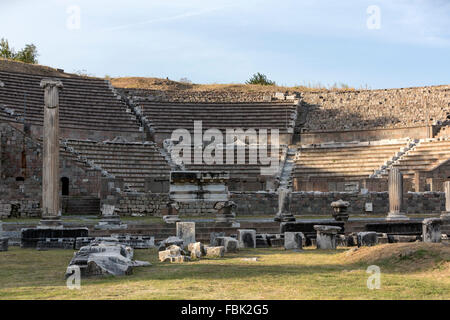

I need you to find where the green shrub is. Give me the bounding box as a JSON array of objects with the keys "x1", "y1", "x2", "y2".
[{"x1": 246, "y1": 72, "x2": 275, "y2": 86}]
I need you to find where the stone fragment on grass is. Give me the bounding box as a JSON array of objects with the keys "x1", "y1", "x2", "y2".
[
  {"x1": 357, "y1": 232, "x2": 378, "y2": 247},
  {"x1": 206, "y1": 246, "x2": 225, "y2": 258},
  {"x1": 188, "y1": 242, "x2": 205, "y2": 259},
  {"x1": 65, "y1": 241, "x2": 150, "y2": 278},
  {"x1": 238, "y1": 229, "x2": 256, "y2": 248},
  {"x1": 284, "y1": 232, "x2": 304, "y2": 250}
]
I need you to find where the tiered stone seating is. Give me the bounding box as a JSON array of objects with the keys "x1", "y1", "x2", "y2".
[
  {"x1": 0, "y1": 70, "x2": 142, "y2": 135},
  {"x1": 65, "y1": 140, "x2": 171, "y2": 191},
  {"x1": 293, "y1": 141, "x2": 409, "y2": 183},
  {"x1": 301, "y1": 85, "x2": 450, "y2": 132},
  {"x1": 389, "y1": 138, "x2": 450, "y2": 179},
  {"x1": 182, "y1": 144, "x2": 285, "y2": 179},
  {"x1": 136, "y1": 101, "x2": 297, "y2": 135}
]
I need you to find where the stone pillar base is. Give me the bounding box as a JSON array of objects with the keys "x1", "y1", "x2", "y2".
[
  {"x1": 38, "y1": 217, "x2": 63, "y2": 229},
  {"x1": 386, "y1": 213, "x2": 409, "y2": 221}
]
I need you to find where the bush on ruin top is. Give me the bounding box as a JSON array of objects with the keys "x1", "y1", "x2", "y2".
[{"x1": 246, "y1": 73, "x2": 276, "y2": 86}]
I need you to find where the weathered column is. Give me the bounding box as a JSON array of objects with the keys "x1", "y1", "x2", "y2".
[
  {"x1": 441, "y1": 181, "x2": 450, "y2": 221},
  {"x1": 387, "y1": 168, "x2": 408, "y2": 220},
  {"x1": 39, "y1": 79, "x2": 63, "y2": 228},
  {"x1": 274, "y1": 187, "x2": 296, "y2": 222}
]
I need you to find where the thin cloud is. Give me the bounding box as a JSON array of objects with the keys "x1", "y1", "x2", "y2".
[{"x1": 102, "y1": 6, "x2": 231, "y2": 32}]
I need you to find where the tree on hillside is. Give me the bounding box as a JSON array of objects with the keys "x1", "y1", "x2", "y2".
[
  {"x1": 246, "y1": 72, "x2": 275, "y2": 86},
  {"x1": 15, "y1": 44, "x2": 38, "y2": 64},
  {"x1": 0, "y1": 38, "x2": 39, "y2": 64}
]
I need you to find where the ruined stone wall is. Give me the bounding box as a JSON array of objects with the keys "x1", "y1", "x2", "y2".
[
  {"x1": 230, "y1": 192, "x2": 278, "y2": 216},
  {"x1": 117, "y1": 192, "x2": 170, "y2": 216},
  {"x1": 118, "y1": 88, "x2": 300, "y2": 103},
  {"x1": 231, "y1": 191, "x2": 445, "y2": 216},
  {"x1": 112, "y1": 190, "x2": 445, "y2": 217},
  {"x1": 117, "y1": 192, "x2": 219, "y2": 216},
  {"x1": 301, "y1": 85, "x2": 450, "y2": 133},
  {"x1": 0, "y1": 122, "x2": 103, "y2": 217}
]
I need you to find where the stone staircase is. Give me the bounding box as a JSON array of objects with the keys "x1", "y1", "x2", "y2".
[
  {"x1": 278, "y1": 146, "x2": 297, "y2": 189},
  {"x1": 371, "y1": 139, "x2": 418, "y2": 178},
  {"x1": 61, "y1": 196, "x2": 101, "y2": 215}
]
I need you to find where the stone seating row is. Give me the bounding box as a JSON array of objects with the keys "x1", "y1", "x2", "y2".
[
  {"x1": 0, "y1": 71, "x2": 142, "y2": 134},
  {"x1": 293, "y1": 141, "x2": 408, "y2": 181},
  {"x1": 65, "y1": 140, "x2": 171, "y2": 191},
  {"x1": 387, "y1": 138, "x2": 450, "y2": 178},
  {"x1": 137, "y1": 101, "x2": 297, "y2": 134}
]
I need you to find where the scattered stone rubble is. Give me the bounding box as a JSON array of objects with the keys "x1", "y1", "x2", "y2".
[
  {"x1": 65, "y1": 240, "x2": 151, "y2": 278},
  {"x1": 159, "y1": 245, "x2": 191, "y2": 263},
  {"x1": 75, "y1": 235, "x2": 155, "y2": 250}
]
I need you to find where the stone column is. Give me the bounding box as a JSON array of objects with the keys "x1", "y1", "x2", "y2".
[
  {"x1": 387, "y1": 168, "x2": 408, "y2": 220},
  {"x1": 39, "y1": 79, "x2": 63, "y2": 228},
  {"x1": 274, "y1": 187, "x2": 296, "y2": 222},
  {"x1": 441, "y1": 181, "x2": 450, "y2": 221}
]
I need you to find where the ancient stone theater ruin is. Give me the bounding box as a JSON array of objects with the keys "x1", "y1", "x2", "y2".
[{"x1": 0, "y1": 58, "x2": 449, "y2": 260}]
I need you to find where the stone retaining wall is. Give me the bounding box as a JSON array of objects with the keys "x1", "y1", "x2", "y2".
[
  {"x1": 118, "y1": 89, "x2": 301, "y2": 103},
  {"x1": 117, "y1": 191, "x2": 446, "y2": 217},
  {"x1": 231, "y1": 191, "x2": 445, "y2": 216}
]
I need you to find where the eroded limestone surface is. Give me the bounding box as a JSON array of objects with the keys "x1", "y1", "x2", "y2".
[{"x1": 65, "y1": 240, "x2": 150, "y2": 277}]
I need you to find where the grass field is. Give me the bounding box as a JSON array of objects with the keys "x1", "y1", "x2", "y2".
[{"x1": 0, "y1": 243, "x2": 448, "y2": 300}]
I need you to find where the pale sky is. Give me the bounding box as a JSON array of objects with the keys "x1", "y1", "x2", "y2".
[{"x1": 0, "y1": 0, "x2": 449, "y2": 89}]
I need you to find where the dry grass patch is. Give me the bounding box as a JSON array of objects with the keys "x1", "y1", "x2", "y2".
[{"x1": 110, "y1": 77, "x2": 355, "y2": 93}]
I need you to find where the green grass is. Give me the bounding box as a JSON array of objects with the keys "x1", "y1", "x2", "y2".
[{"x1": 0, "y1": 245, "x2": 448, "y2": 300}]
